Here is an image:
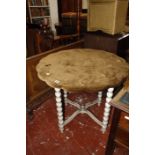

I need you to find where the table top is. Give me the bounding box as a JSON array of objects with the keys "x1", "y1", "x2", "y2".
[{"x1": 36, "y1": 48, "x2": 129, "y2": 92}]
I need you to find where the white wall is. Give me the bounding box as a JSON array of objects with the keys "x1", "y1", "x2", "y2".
[{"x1": 48, "y1": 0, "x2": 59, "y2": 35}]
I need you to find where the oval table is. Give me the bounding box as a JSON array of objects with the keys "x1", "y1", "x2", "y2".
[{"x1": 36, "y1": 48, "x2": 129, "y2": 133}]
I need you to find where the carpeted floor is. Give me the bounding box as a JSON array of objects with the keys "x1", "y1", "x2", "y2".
[{"x1": 27, "y1": 92, "x2": 128, "y2": 155}]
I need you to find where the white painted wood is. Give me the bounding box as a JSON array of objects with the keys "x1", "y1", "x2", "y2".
[
  {"x1": 97, "y1": 91, "x2": 103, "y2": 106},
  {"x1": 53, "y1": 87, "x2": 114, "y2": 134},
  {"x1": 102, "y1": 87, "x2": 114, "y2": 133},
  {"x1": 64, "y1": 90, "x2": 68, "y2": 106},
  {"x1": 54, "y1": 88, "x2": 64, "y2": 133}
]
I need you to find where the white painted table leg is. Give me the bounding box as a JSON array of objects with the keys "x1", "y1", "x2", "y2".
[
  {"x1": 64, "y1": 90, "x2": 68, "y2": 106},
  {"x1": 54, "y1": 88, "x2": 64, "y2": 133},
  {"x1": 98, "y1": 91, "x2": 103, "y2": 106},
  {"x1": 102, "y1": 87, "x2": 114, "y2": 133}
]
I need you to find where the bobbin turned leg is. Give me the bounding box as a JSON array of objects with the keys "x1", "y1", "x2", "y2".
[
  {"x1": 102, "y1": 88, "x2": 114, "y2": 133},
  {"x1": 64, "y1": 90, "x2": 68, "y2": 106},
  {"x1": 98, "y1": 91, "x2": 103, "y2": 106},
  {"x1": 54, "y1": 88, "x2": 64, "y2": 133}
]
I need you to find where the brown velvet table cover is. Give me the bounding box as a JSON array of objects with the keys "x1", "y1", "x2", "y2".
[{"x1": 36, "y1": 48, "x2": 128, "y2": 92}]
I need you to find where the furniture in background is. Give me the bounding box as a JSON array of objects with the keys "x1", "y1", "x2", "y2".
[
  {"x1": 84, "y1": 31, "x2": 129, "y2": 61},
  {"x1": 87, "y1": 0, "x2": 129, "y2": 35},
  {"x1": 57, "y1": 0, "x2": 82, "y2": 22},
  {"x1": 27, "y1": 23, "x2": 80, "y2": 57},
  {"x1": 56, "y1": 0, "x2": 87, "y2": 36},
  {"x1": 55, "y1": 12, "x2": 87, "y2": 35},
  {"x1": 53, "y1": 33, "x2": 79, "y2": 48},
  {"x1": 26, "y1": 23, "x2": 54, "y2": 57},
  {"x1": 26, "y1": 25, "x2": 41, "y2": 57},
  {"x1": 105, "y1": 80, "x2": 129, "y2": 155},
  {"x1": 36, "y1": 48, "x2": 128, "y2": 133},
  {"x1": 27, "y1": 0, "x2": 51, "y2": 27}
]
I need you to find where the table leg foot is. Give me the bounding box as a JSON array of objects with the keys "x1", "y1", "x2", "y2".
[{"x1": 101, "y1": 127, "x2": 106, "y2": 134}]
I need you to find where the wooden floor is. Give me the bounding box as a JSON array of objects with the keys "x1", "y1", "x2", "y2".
[{"x1": 27, "y1": 92, "x2": 128, "y2": 155}]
